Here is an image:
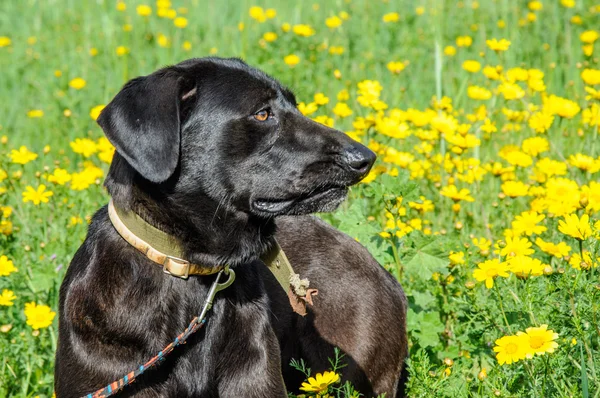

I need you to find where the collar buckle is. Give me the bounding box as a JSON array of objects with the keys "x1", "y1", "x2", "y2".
[{"x1": 163, "y1": 256, "x2": 191, "y2": 279}]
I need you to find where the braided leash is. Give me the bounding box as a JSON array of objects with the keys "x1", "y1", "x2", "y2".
[{"x1": 81, "y1": 268, "x2": 236, "y2": 398}]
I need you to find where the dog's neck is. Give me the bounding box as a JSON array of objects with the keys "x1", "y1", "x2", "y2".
[{"x1": 105, "y1": 156, "x2": 276, "y2": 268}]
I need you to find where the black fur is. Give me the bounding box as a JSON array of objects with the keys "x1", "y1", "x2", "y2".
[{"x1": 55, "y1": 57, "x2": 407, "y2": 397}]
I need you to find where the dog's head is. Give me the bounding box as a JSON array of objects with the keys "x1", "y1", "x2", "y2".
[{"x1": 98, "y1": 57, "x2": 375, "y2": 217}]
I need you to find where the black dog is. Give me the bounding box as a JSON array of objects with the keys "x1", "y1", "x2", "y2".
[{"x1": 55, "y1": 57, "x2": 407, "y2": 397}]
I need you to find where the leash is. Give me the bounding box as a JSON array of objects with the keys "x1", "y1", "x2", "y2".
[{"x1": 81, "y1": 267, "x2": 236, "y2": 398}]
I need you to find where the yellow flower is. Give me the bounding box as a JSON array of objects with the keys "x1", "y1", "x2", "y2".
[
  {"x1": 382, "y1": 12, "x2": 400, "y2": 23},
  {"x1": 249, "y1": 6, "x2": 266, "y2": 22},
  {"x1": 325, "y1": 15, "x2": 342, "y2": 29},
  {"x1": 472, "y1": 237, "x2": 492, "y2": 254},
  {"x1": 501, "y1": 236, "x2": 534, "y2": 258},
  {"x1": 300, "y1": 371, "x2": 340, "y2": 393},
  {"x1": 569, "y1": 153, "x2": 600, "y2": 173},
  {"x1": 528, "y1": 1, "x2": 543, "y2": 10},
  {"x1": 332, "y1": 103, "x2": 353, "y2": 118},
  {"x1": 569, "y1": 251, "x2": 597, "y2": 270},
  {"x1": 440, "y1": 185, "x2": 474, "y2": 202},
  {"x1": 483, "y1": 65, "x2": 503, "y2": 80},
  {"x1": 585, "y1": 87, "x2": 600, "y2": 101},
  {"x1": 0, "y1": 221, "x2": 12, "y2": 236},
  {"x1": 501, "y1": 180, "x2": 529, "y2": 197},
  {"x1": 70, "y1": 216, "x2": 84, "y2": 226},
  {"x1": 116, "y1": 46, "x2": 130, "y2": 56},
  {"x1": 444, "y1": 45, "x2": 457, "y2": 56},
  {"x1": 89, "y1": 105, "x2": 105, "y2": 121},
  {"x1": 174, "y1": 17, "x2": 188, "y2": 28},
  {"x1": 431, "y1": 113, "x2": 458, "y2": 135},
  {"x1": 1, "y1": 206, "x2": 12, "y2": 218},
  {"x1": 263, "y1": 32, "x2": 277, "y2": 42},
  {"x1": 462, "y1": 60, "x2": 481, "y2": 73},
  {"x1": 528, "y1": 111, "x2": 554, "y2": 133},
  {"x1": 456, "y1": 36, "x2": 473, "y2": 47},
  {"x1": 511, "y1": 211, "x2": 546, "y2": 236},
  {"x1": 70, "y1": 167, "x2": 100, "y2": 190},
  {"x1": 520, "y1": 325, "x2": 559, "y2": 358},
  {"x1": 156, "y1": 33, "x2": 170, "y2": 48},
  {"x1": 96, "y1": 136, "x2": 114, "y2": 154},
  {"x1": 558, "y1": 213, "x2": 592, "y2": 240},
  {"x1": 0, "y1": 36, "x2": 11, "y2": 47},
  {"x1": 478, "y1": 367, "x2": 487, "y2": 380},
  {"x1": 313, "y1": 93, "x2": 329, "y2": 105},
  {"x1": 284, "y1": 54, "x2": 300, "y2": 67},
  {"x1": 497, "y1": 82, "x2": 525, "y2": 100},
  {"x1": 297, "y1": 102, "x2": 318, "y2": 116},
  {"x1": 70, "y1": 138, "x2": 98, "y2": 157},
  {"x1": 582, "y1": 181, "x2": 600, "y2": 212},
  {"x1": 69, "y1": 77, "x2": 86, "y2": 90},
  {"x1": 473, "y1": 259, "x2": 509, "y2": 288},
  {"x1": 467, "y1": 86, "x2": 492, "y2": 100},
  {"x1": 583, "y1": 104, "x2": 600, "y2": 127},
  {"x1": 494, "y1": 334, "x2": 529, "y2": 365},
  {"x1": 27, "y1": 109, "x2": 44, "y2": 118},
  {"x1": 507, "y1": 255, "x2": 545, "y2": 277},
  {"x1": 0, "y1": 289, "x2": 16, "y2": 306},
  {"x1": 581, "y1": 69, "x2": 600, "y2": 85},
  {"x1": 136, "y1": 4, "x2": 152, "y2": 16},
  {"x1": 22, "y1": 184, "x2": 53, "y2": 205},
  {"x1": 9, "y1": 146, "x2": 38, "y2": 164},
  {"x1": 449, "y1": 251, "x2": 465, "y2": 265},
  {"x1": 0, "y1": 255, "x2": 17, "y2": 277},
  {"x1": 313, "y1": 115, "x2": 333, "y2": 127},
  {"x1": 47, "y1": 168, "x2": 72, "y2": 185},
  {"x1": 580, "y1": 30, "x2": 599, "y2": 44},
  {"x1": 265, "y1": 8, "x2": 276, "y2": 19},
  {"x1": 486, "y1": 38, "x2": 511, "y2": 51},
  {"x1": 535, "y1": 238, "x2": 571, "y2": 258},
  {"x1": 328, "y1": 46, "x2": 345, "y2": 55},
  {"x1": 292, "y1": 24, "x2": 315, "y2": 37},
  {"x1": 387, "y1": 61, "x2": 406, "y2": 74},
  {"x1": 506, "y1": 67, "x2": 529, "y2": 82},
  {"x1": 544, "y1": 95, "x2": 580, "y2": 118},
  {"x1": 24, "y1": 302, "x2": 56, "y2": 330}
]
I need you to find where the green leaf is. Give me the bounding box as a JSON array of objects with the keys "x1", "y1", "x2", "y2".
[
  {"x1": 580, "y1": 344, "x2": 589, "y2": 398},
  {"x1": 401, "y1": 233, "x2": 450, "y2": 280},
  {"x1": 410, "y1": 291, "x2": 436, "y2": 310},
  {"x1": 407, "y1": 309, "x2": 444, "y2": 348}
]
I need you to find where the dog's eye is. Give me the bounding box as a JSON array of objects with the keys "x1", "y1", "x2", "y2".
[{"x1": 254, "y1": 109, "x2": 270, "y2": 121}]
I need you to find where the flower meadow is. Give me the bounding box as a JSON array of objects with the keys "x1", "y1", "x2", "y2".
[{"x1": 1, "y1": 0, "x2": 600, "y2": 396}]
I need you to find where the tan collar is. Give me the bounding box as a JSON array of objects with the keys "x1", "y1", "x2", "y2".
[
  {"x1": 107, "y1": 200, "x2": 317, "y2": 314},
  {"x1": 108, "y1": 200, "x2": 224, "y2": 277}
]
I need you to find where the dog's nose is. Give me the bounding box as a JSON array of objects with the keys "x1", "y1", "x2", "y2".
[{"x1": 341, "y1": 143, "x2": 376, "y2": 175}]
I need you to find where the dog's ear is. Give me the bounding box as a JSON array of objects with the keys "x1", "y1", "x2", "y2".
[{"x1": 97, "y1": 69, "x2": 195, "y2": 183}]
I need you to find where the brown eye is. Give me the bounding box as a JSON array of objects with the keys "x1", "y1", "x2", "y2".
[{"x1": 254, "y1": 109, "x2": 270, "y2": 121}]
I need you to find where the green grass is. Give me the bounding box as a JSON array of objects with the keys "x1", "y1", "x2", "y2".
[{"x1": 1, "y1": 0, "x2": 600, "y2": 397}]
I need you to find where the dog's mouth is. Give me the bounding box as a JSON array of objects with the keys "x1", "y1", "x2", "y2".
[{"x1": 252, "y1": 186, "x2": 349, "y2": 215}]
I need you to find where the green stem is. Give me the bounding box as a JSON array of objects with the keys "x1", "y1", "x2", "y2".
[
  {"x1": 494, "y1": 282, "x2": 512, "y2": 333},
  {"x1": 390, "y1": 236, "x2": 403, "y2": 281}
]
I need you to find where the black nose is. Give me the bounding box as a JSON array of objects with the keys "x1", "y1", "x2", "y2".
[{"x1": 341, "y1": 143, "x2": 376, "y2": 175}]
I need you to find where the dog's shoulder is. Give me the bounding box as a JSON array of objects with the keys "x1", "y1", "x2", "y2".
[
  {"x1": 275, "y1": 215, "x2": 354, "y2": 247},
  {"x1": 274, "y1": 215, "x2": 400, "y2": 288}
]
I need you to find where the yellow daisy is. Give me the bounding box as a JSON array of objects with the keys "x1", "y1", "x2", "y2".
[
  {"x1": 300, "y1": 371, "x2": 340, "y2": 394},
  {"x1": 519, "y1": 325, "x2": 559, "y2": 358}
]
